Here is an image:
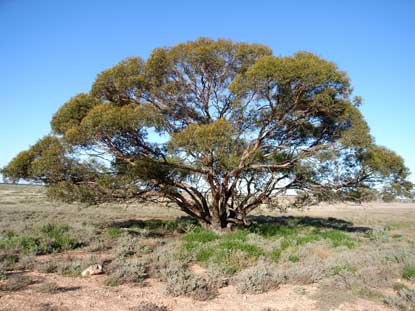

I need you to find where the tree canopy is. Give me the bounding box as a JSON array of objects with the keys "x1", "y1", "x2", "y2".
[{"x1": 3, "y1": 38, "x2": 412, "y2": 230}]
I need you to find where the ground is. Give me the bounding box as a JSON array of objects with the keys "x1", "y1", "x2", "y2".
[{"x1": 0, "y1": 184, "x2": 414, "y2": 311}]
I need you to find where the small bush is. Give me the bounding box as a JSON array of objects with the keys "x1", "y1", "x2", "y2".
[
  {"x1": 129, "y1": 302, "x2": 170, "y2": 311},
  {"x1": 149, "y1": 242, "x2": 184, "y2": 277},
  {"x1": 383, "y1": 285, "x2": 415, "y2": 310},
  {"x1": 36, "y1": 282, "x2": 60, "y2": 294},
  {"x1": 330, "y1": 264, "x2": 356, "y2": 276},
  {"x1": 114, "y1": 234, "x2": 142, "y2": 258},
  {"x1": 55, "y1": 256, "x2": 100, "y2": 277},
  {"x1": 86, "y1": 239, "x2": 111, "y2": 252},
  {"x1": 56, "y1": 260, "x2": 83, "y2": 277},
  {"x1": 161, "y1": 264, "x2": 217, "y2": 300},
  {"x1": 403, "y1": 265, "x2": 415, "y2": 280},
  {"x1": 107, "y1": 227, "x2": 123, "y2": 238},
  {"x1": 0, "y1": 263, "x2": 7, "y2": 280},
  {"x1": 36, "y1": 261, "x2": 58, "y2": 273},
  {"x1": 270, "y1": 248, "x2": 282, "y2": 262},
  {"x1": 0, "y1": 274, "x2": 35, "y2": 291},
  {"x1": 106, "y1": 258, "x2": 148, "y2": 285},
  {"x1": 15, "y1": 255, "x2": 36, "y2": 271},
  {"x1": 283, "y1": 257, "x2": 329, "y2": 284},
  {"x1": 385, "y1": 249, "x2": 411, "y2": 264},
  {"x1": 41, "y1": 223, "x2": 81, "y2": 251},
  {"x1": 0, "y1": 224, "x2": 81, "y2": 256},
  {"x1": 235, "y1": 260, "x2": 282, "y2": 294},
  {"x1": 35, "y1": 302, "x2": 70, "y2": 311},
  {"x1": 288, "y1": 255, "x2": 300, "y2": 263},
  {"x1": 0, "y1": 249, "x2": 19, "y2": 270}
]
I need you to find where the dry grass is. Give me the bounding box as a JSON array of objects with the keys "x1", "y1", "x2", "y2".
[{"x1": 0, "y1": 184, "x2": 415, "y2": 309}]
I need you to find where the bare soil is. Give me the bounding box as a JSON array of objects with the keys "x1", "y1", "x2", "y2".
[
  {"x1": 1, "y1": 185, "x2": 414, "y2": 310},
  {"x1": 0, "y1": 271, "x2": 391, "y2": 311}
]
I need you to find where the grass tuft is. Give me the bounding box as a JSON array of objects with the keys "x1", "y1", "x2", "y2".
[{"x1": 402, "y1": 265, "x2": 415, "y2": 280}]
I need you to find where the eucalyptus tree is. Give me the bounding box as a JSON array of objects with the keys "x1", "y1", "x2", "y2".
[{"x1": 3, "y1": 38, "x2": 412, "y2": 230}]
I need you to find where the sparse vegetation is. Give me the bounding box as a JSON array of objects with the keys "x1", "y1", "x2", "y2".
[
  {"x1": 384, "y1": 284, "x2": 415, "y2": 310},
  {"x1": 0, "y1": 274, "x2": 35, "y2": 292},
  {"x1": 36, "y1": 282, "x2": 60, "y2": 294},
  {"x1": 129, "y1": 302, "x2": 170, "y2": 311},
  {"x1": 0, "y1": 223, "x2": 81, "y2": 256},
  {"x1": 0, "y1": 184, "x2": 414, "y2": 309}
]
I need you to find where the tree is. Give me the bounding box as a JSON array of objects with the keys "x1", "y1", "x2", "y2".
[{"x1": 3, "y1": 38, "x2": 413, "y2": 230}]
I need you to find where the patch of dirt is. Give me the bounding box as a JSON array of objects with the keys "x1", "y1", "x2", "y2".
[{"x1": 0, "y1": 272, "x2": 391, "y2": 311}]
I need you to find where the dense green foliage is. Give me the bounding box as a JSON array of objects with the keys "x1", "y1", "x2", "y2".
[{"x1": 2, "y1": 38, "x2": 412, "y2": 229}]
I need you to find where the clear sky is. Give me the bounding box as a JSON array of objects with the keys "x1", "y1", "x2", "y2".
[{"x1": 1, "y1": 0, "x2": 414, "y2": 180}]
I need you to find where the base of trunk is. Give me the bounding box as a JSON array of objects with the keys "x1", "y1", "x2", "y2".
[{"x1": 199, "y1": 218, "x2": 252, "y2": 232}]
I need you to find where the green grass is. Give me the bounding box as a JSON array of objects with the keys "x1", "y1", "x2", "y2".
[
  {"x1": 249, "y1": 223, "x2": 356, "y2": 248},
  {"x1": 288, "y1": 255, "x2": 300, "y2": 263},
  {"x1": 249, "y1": 223, "x2": 298, "y2": 238},
  {"x1": 270, "y1": 248, "x2": 282, "y2": 262},
  {"x1": 402, "y1": 265, "x2": 415, "y2": 280},
  {"x1": 181, "y1": 228, "x2": 264, "y2": 272},
  {"x1": 183, "y1": 228, "x2": 219, "y2": 243},
  {"x1": 180, "y1": 224, "x2": 357, "y2": 272},
  {"x1": 107, "y1": 227, "x2": 123, "y2": 238},
  {"x1": 321, "y1": 230, "x2": 356, "y2": 248},
  {"x1": 0, "y1": 224, "x2": 81, "y2": 255},
  {"x1": 384, "y1": 222, "x2": 411, "y2": 231}
]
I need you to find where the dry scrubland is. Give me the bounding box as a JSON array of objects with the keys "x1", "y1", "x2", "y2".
[{"x1": 0, "y1": 185, "x2": 415, "y2": 311}]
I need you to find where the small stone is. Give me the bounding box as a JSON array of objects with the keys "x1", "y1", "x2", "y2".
[{"x1": 81, "y1": 264, "x2": 103, "y2": 277}]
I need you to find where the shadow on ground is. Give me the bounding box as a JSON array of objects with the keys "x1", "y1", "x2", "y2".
[
  {"x1": 105, "y1": 217, "x2": 198, "y2": 237},
  {"x1": 107, "y1": 215, "x2": 370, "y2": 234},
  {"x1": 249, "y1": 215, "x2": 371, "y2": 233},
  {"x1": 57, "y1": 286, "x2": 82, "y2": 293}
]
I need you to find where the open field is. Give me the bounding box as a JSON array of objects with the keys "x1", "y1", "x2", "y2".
[{"x1": 1, "y1": 184, "x2": 415, "y2": 310}]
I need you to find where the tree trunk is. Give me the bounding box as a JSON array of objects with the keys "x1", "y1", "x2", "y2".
[{"x1": 198, "y1": 211, "x2": 251, "y2": 232}]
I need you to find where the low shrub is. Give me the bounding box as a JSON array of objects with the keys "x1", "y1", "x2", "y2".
[
  {"x1": 161, "y1": 264, "x2": 217, "y2": 300},
  {"x1": 383, "y1": 285, "x2": 415, "y2": 310},
  {"x1": 0, "y1": 274, "x2": 35, "y2": 291},
  {"x1": 56, "y1": 260, "x2": 83, "y2": 277},
  {"x1": 0, "y1": 249, "x2": 19, "y2": 270},
  {"x1": 0, "y1": 224, "x2": 81, "y2": 256},
  {"x1": 55, "y1": 256, "x2": 100, "y2": 277},
  {"x1": 106, "y1": 258, "x2": 148, "y2": 286},
  {"x1": 36, "y1": 261, "x2": 58, "y2": 273},
  {"x1": 114, "y1": 234, "x2": 142, "y2": 258},
  {"x1": 36, "y1": 282, "x2": 60, "y2": 294},
  {"x1": 129, "y1": 302, "x2": 170, "y2": 311},
  {"x1": 288, "y1": 255, "x2": 300, "y2": 263},
  {"x1": 0, "y1": 263, "x2": 7, "y2": 280},
  {"x1": 403, "y1": 265, "x2": 415, "y2": 280},
  {"x1": 234, "y1": 260, "x2": 282, "y2": 294},
  {"x1": 107, "y1": 227, "x2": 123, "y2": 238}
]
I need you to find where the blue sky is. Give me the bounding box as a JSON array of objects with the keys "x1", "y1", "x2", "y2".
[{"x1": 1, "y1": 0, "x2": 414, "y2": 180}]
